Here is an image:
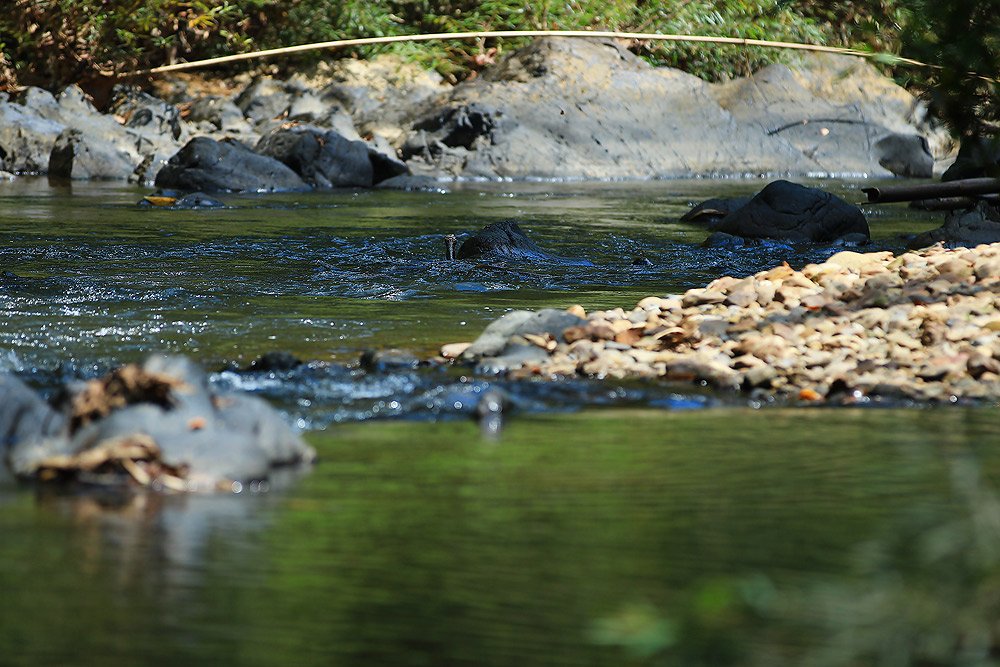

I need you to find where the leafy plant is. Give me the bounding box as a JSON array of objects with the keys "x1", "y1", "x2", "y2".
[{"x1": 899, "y1": 0, "x2": 1000, "y2": 138}]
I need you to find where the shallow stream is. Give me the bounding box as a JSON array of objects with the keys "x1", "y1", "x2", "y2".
[{"x1": 2, "y1": 178, "x2": 997, "y2": 665}]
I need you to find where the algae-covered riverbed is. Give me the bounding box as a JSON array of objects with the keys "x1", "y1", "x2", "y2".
[{"x1": 1, "y1": 178, "x2": 996, "y2": 665}]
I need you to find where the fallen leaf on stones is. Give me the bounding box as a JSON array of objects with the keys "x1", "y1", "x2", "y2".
[
  {"x1": 798, "y1": 388, "x2": 823, "y2": 401},
  {"x1": 614, "y1": 328, "x2": 643, "y2": 346},
  {"x1": 523, "y1": 333, "x2": 557, "y2": 351},
  {"x1": 142, "y1": 196, "x2": 177, "y2": 207}
]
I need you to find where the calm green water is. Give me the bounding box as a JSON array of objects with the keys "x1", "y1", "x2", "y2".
[
  {"x1": 1, "y1": 178, "x2": 995, "y2": 666},
  {"x1": 2, "y1": 409, "x2": 999, "y2": 666}
]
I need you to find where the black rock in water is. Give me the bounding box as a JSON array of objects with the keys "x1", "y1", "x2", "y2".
[
  {"x1": 907, "y1": 202, "x2": 1000, "y2": 249},
  {"x1": 247, "y1": 351, "x2": 303, "y2": 373},
  {"x1": 457, "y1": 220, "x2": 548, "y2": 260},
  {"x1": 155, "y1": 137, "x2": 308, "y2": 193},
  {"x1": 711, "y1": 180, "x2": 870, "y2": 243},
  {"x1": 456, "y1": 220, "x2": 592, "y2": 265}
]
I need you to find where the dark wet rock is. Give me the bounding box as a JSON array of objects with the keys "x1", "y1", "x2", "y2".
[
  {"x1": 256, "y1": 125, "x2": 373, "y2": 189},
  {"x1": 402, "y1": 103, "x2": 501, "y2": 160},
  {"x1": 359, "y1": 348, "x2": 420, "y2": 372},
  {"x1": 941, "y1": 136, "x2": 1000, "y2": 181},
  {"x1": 680, "y1": 196, "x2": 752, "y2": 227},
  {"x1": 156, "y1": 136, "x2": 308, "y2": 193},
  {"x1": 907, "y1": 202, "x2": 1000, "y2": 249},
  {"x1": 702, "y1": 232, "x2": 755, "y2": 249},
  {"x1": 463, "y1": 308, "x2": 585, "y2": 361},
  {"x1": 247, "y1": 351, "x2": 303, "y2": 372},
  {"x1": 700, "y1": 232, "x2": 798, "y2": 250},
  {"x1": 874, "y1": 132, "x2": 934, "y2": 178},
  {"x1": 457, "y1": 221, "x2": 543, "y2": 260},
  {"x1": 711, "y1": 180, "x2": 870, "y2": 243},
  {"x1": 366, "y1": 135, "x2": 410, "y2": 184},
  {"x1": 456, "y1": 220, "x2": 592, "y2": 265},
  {"x1": 3, "y1": 355, "x2": 314, "y2": 490},
  {"x1": 172, "y1": 192, "x2": 226, "y2": 209}
]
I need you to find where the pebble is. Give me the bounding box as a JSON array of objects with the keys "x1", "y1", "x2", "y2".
[{"x1": 451, "y1": 242, "x2": 1000, "y2": 403}]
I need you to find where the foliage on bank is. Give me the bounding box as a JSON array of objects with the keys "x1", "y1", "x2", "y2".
[
  {"x1": 0, "y1": 0, "x2": 902, "y2": 86},
  {"x1": 0, "y1": 1, "x2": 994, "y2": 136}
]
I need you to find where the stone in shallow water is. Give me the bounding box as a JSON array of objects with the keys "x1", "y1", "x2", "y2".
[{"x1": 2, "y1": 355, "x2": 314, "y2": 492}]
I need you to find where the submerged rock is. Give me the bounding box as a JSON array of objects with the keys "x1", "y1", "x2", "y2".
[
  {"x1": 246, "y1": 351, "x2": 303, "y2": 372},
  {"x1": 456, "y1": 220, "x2": 592, "y2": 265},
  {"x1": 907, "y1": 202, "x2": 1000, "y2": 249},
  {"x1": 709, "y1": 180, "x2": 870, "y2": 243},
  {"x1": 137, "y1": 190, "x2": 227, "y2": 209},
  {"x1": 2, "y1": 355, "x2": 314, "y2": 491}
]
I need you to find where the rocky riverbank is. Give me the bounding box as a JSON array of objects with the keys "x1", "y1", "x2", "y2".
[
  {"x1": 446, "y1": 242, "x2": 1000, "y2": 403},
  {"x1": 0, "y1": 37, "x2": 951, "y2": 185}
]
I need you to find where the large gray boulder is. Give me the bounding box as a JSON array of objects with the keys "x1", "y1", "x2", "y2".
[
  {"x1": 48, "y1": 128, "x2": 139, "y2": 180},
  {"x1": 397, "y1": 38, "x2": 947, "y2": 180},
  {"x1": 2, "y1": 355, "x2": 314, "y2": 491},
  {"x1": 156, "y1": 136, "x2": 308, "y2": 193},
  {"x1": 0, "y1": 99, "x2": 64, "y2": 173}
]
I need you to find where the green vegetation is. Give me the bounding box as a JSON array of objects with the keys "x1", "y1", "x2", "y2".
[
  {"x1": 0, "y1": 1, "x2": 995, "y2": 136},
  {"x1": 1, "y1": 0, "x2": 902, "y2": 86},
  {"x1": 900, "y1": 0, "x2": 1000, "y2": 138}
]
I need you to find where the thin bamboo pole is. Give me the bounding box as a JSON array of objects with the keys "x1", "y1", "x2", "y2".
[{"x1": 126, "y1": 29, "x2": 931, "y2": 77}]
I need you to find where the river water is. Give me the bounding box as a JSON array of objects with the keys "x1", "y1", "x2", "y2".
[{"x1": 1, "y1": 178, "x2": 998, "y2": 665}]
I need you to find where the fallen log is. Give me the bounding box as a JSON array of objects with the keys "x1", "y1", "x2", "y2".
[{"x1": 863, "y1": 178, "x2": 1000, "y2": 204}]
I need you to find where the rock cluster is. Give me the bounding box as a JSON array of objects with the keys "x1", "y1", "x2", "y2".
[
  {"x1": 0, "y1": 40, "x2": 951, "y2": 185},
  {"x1": 452, "y1": 243, "x2": 1000, "y2": 402}
]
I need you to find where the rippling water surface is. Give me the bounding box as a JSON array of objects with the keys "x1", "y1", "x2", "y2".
[{"x1": 2, "y1": 177, "x2": 995, "y2": 666}]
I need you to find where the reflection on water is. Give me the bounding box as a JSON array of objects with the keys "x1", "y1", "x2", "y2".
[{"x1": 2, "y1": 408, "x2": 999, "y2": 666}]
